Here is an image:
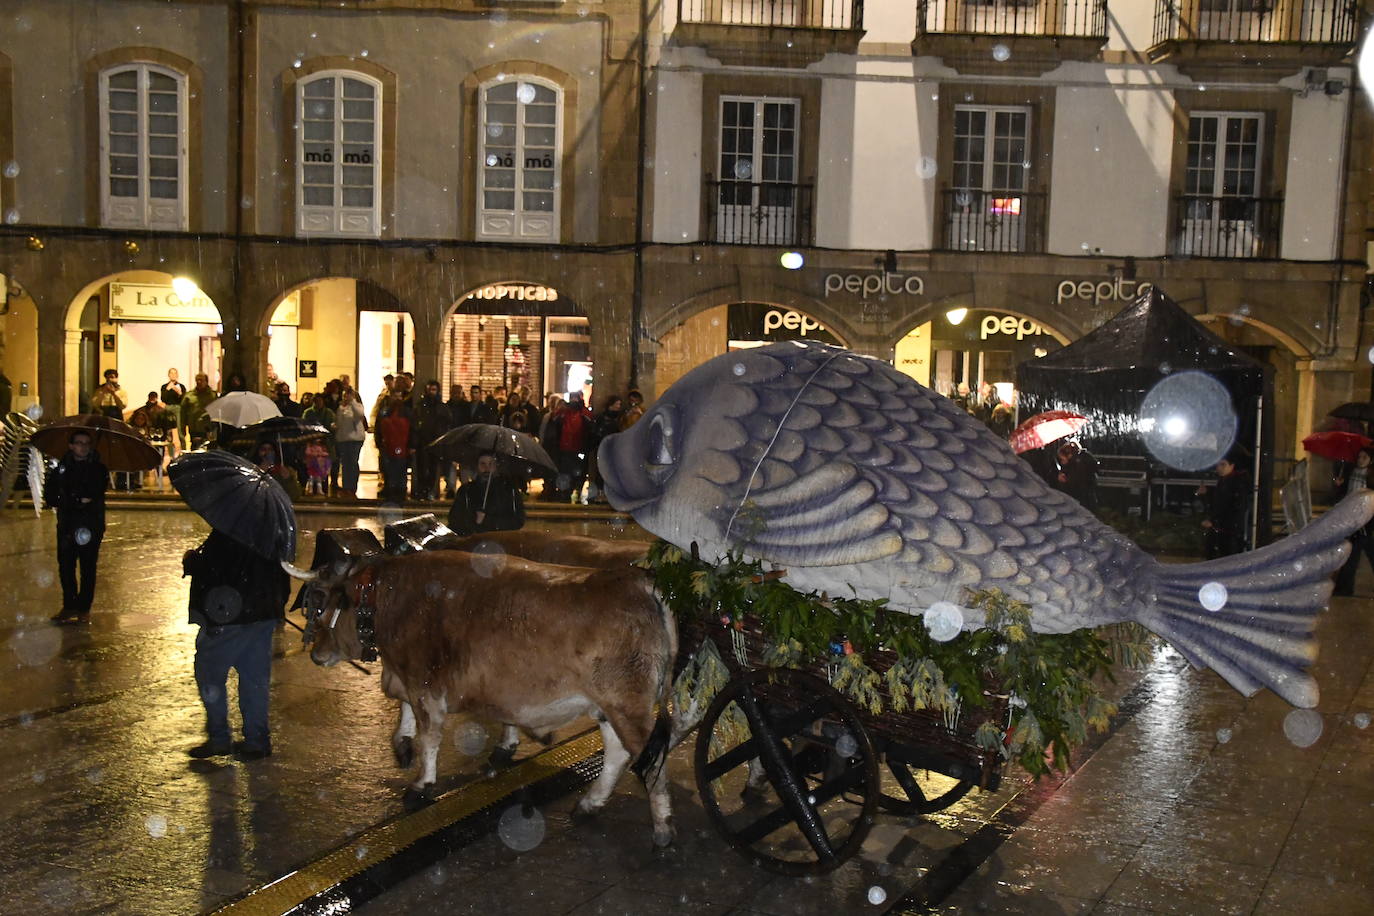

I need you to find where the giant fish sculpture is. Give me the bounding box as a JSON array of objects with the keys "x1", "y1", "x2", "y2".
[{"x1": 598, "y1": 341, "x2": 1374, "y2": 708}]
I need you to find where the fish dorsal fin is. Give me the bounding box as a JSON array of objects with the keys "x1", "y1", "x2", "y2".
[{"x1": 732, "y1": 463, "x2": 901, "y2": 566}]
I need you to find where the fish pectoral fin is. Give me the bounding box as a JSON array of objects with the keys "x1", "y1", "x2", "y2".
[
  {"x1": 734, "y1": 463, "x2": 899, "y2": 565},
  {"x1": 750, "y1": 530, "x2": 904, "y2": 567}
]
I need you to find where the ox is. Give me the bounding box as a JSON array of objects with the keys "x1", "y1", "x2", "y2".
[
  {"x1": 286, "y1": 549, "x2": 678, "y2": 847},
  {"x1": 446, "y1": 530, "x2": 651, "y2": 569}
]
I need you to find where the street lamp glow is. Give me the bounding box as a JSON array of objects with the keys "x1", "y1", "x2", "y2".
[
  {"x1": 172, "y1": 276, "x2": 200, "y2": 300},
  {"x1": 946, "y1": 307, "x2": 968, "y2": 325},
  {"x1": 1163, "y1": 416, "x2": 1188, "y2": 439},
  {"x1": 780, "y1": 251, "x2": 804, "y2": 270}
]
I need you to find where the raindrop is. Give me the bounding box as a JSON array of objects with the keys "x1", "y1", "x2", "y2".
[
  {"x1": 86, "y1": 767, "x2": 104, "y2": 784},
  {"x1": 497, "y1": 805, "x2": 545, "y2": 851},
  {"x1": 806, "y1": 794, "x2": 816, "y2": 804},
  {"x1": 360, "y1": 49, "x2": 369, "y2": 57},
  {"x1": 292, "y1": 60, "x2": 302, "y2": 69},
  {"x1": 18, "y1": 713, "x2": 33, "y2": 726},
  {"x1": 486, "y1": 154, "x2": 500, "y2": 167},
  {"x1": 1354, "y1": 712, "x2": 1370, "y2": 729},
  {"x1": 10, "y1": 628, "x2": 62, "y2": 667},
  {"x1": 469, "y1": 541, "x2": 507, "y2": 578},
  {"x1": 4, "y1": 208, "x2": 18, "y2": 224},
  {"x1": 32, "y1": 770, "x2": 45, "y2": 784},
  {"x1": 240, "y1": 196, "x2": 254, "y2": 209},
  {"x1": 1366, "y1": 346, "x2": 1374, "y2": 365},
  {"x1": 2, "y1": 160, "x2": 18, "y2": 178},
  {"x1": 1137, "y1": 371, "x2": 1237, "y2": 472},
  {"x1": 732, "y1": 362, "x2": 746, "y2": 377},
  {"x1": 424, "y1": 580, "x2": 442, "y2": 599},
  {"x1": 355, "y1": 845, "x2": 368, "y2": 860},
  {"x1": 491, "y1": 10, "x2": 509, "y2": 24},
  {"x1": 14, "y1": 15, "x2": 31, "y2": 32},
  {"x1": 516, "y1": 83, "x2": 537, "y2": 105},
  {"x1": 204, "y1": 585, "x2": 243, "y2": 624},
  {"x1": 923, "y1": 602, "x2": 963, "y2": 642},
  {"x1": 1283, "y1": 709, "x2": 1323, "y2": 748},
  {"x1": 835, "y1": 733, "x2": 857, "y2": 757},
  {"x1": 576, "y1": 5, "x2": 589, "y2": 16},
  {"x1": 1215, "y1": 728, "x2": 1232, "y2": 744},
  {"x1": 34, "y1": 567, "x2": 53, "y2": 588},
  {"x1": 916, "y1": 156, "x2": 938, "y2": 180},
  {"x1": 310, "y1": 31, "x2": 318, "y2": 39},
  {"x1": 425, "y1": 864, "x2": 447, "y2": 885},
  {"x1": 991, "y1": 43, "x2": 1011, "y2": 62},
  {"x1": 454, "y1": 722, "x2": 488, "y2": 756},
  {"x1": 74, "y1": 528, "x2": 91, "y2": 546},
  {"x1": 955, "y1": 189, "x2": 972, "y2": 208},
  {"x1": 868, "y1": 886, "x2": 888, "y2": 905},
  {"x1": 1198, "y1": 582, "x2": 1227, "y2": 611},
  {"x1": 733, "y1": 160, "x2": 753, "y2": 180},
  {"x1": 145, "y1": 815, "x2": 169, "y2": 839},
  {"x1": 495, "y1": 72, "x2": 507, "y2": 82}
]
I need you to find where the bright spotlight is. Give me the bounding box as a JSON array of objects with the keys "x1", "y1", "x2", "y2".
[
  {"x1": 172, "y1": 276, "x2": 199, "y2": 300},
  {"x1": 946, "y1": 307, "x2": 968, "y2": 325},
  {"x1": 1163, "y1": 416, "x2": 1189, "y2": 439},
  {"x1": 780, "y1": 251, "x2": 804, "y2": 270}
]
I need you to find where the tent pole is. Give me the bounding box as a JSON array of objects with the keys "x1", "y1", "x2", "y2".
[{"x1": 1250, "y1": 395, "x2": 1263, "y2": 551}]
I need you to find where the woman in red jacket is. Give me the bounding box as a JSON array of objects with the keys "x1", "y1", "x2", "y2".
[{"x1": 375, "y1": 397, "x2": 412, "y2": 505}]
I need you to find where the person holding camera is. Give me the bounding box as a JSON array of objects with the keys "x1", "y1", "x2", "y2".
[{"x1": 90, "y1": 369, "x2": 125, "y2": 420}]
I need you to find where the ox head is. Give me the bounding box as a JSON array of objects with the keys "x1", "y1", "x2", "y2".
[{"x1": 282, "y1": 558, "x2": 378, "y2": 665}]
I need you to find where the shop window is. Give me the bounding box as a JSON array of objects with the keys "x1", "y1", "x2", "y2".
[
  {"x1": 99, "y1": 64, "x2": 188, "y2": 230},
  {"x1": 946, "y1": 105, "x2": 1033, "y2": 252},
  {"x1": 296, "y1": 71, "x2": 381, "y2": 237},
  {"x1": 477, "y1": 78, "x2": 562, "y2": 243},
  {"x1": 1179, "y1": 112, "x2": 1267, "y2": 257},
  {"x1": 715, "y1": 96, "x2": 802, "y2": 245}
]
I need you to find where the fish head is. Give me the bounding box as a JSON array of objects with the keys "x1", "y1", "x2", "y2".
[{"x1": 599, "y1": 348, "x2": 798, "y2": 558}]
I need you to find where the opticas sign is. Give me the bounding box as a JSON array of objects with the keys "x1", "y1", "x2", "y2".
[
  {"x1": 466, "y1": 284, "x2": 559, "y2": 302},
  {"x1": 1056, "y1": 278, "x2": 1153, "y2": 305},
  {"x1": 824, "y1": 272, "x2": 925, "y2": 299}
]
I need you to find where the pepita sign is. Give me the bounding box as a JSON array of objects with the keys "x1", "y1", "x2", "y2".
[
  {"x1": 981, "y1": 315, "x2": 1047, "y2": 341},
  {"x1": 1056, "y1": 278, "x2": 1153, "y2": 305}
]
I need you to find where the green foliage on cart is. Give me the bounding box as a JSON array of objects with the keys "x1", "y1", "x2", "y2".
[{"x1": 643, "y1": 540, "x2": 1154, "y2": 778}]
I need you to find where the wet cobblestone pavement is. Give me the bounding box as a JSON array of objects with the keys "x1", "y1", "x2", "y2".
[{"x1": 2, "y1": 496, "x2": 1372, "y2": 914}]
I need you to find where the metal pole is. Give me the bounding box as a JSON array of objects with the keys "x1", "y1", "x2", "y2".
[{"x1": 1250, "y1": 394, "x2": 1263, "y2": 551}]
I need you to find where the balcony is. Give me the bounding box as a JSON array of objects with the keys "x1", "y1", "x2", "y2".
[
  {"x1": 912, "y1": 0, "x2": 1109, "y2": 76},
  {"x1": 1172, "y1": 195, "x2": 1283, "y2": 259},
  {"x1": 704, "y1": 176, "x2": 815, "y2": 246},
  {"x1": 673, "y1": 0, "x2": 864, "y2": 67},
  {"x1": 940, "y1": 189, "x2": 1047, "y2": 254},
  {"x1": 1149, "y1": 1, "x2": 1358, "y2": 79}
]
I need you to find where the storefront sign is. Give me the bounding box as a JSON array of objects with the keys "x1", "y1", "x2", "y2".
[
  {"x1": 467, "y1": 284, "x2": 559, "y2": 302},
  {"x1": 823, "y1": 272, "x2": 925, "y2": 300},
  {"x1": 980, "y1": 315, "x2": 1047, "y2": 341},
  {"x1": 109, "y1": 282, "x2": 219, "y2": 323},
  {"x1": 763, "y1": 309, "x2": 826, "y2": 337},
  {"x1": 1055, "y1": 278, "x2": 1153, "y2": 306}
]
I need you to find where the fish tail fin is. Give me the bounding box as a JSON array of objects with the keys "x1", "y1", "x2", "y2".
[{"x1": 1141, "y1": 490, "x2": 1374, "y2": 708}]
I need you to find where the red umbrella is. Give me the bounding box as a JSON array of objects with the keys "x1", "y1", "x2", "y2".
[
  {"x1": 1302, "y1": 431, "x2": 1373, "y2": 463},
  {"x1": 1009, "y1": 410, "x2": 1088, "y2": 455}
]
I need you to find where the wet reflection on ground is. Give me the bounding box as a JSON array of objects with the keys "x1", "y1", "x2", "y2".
[{"x1": 2, "y1": 506, "x2": 1372, "y2": 914}]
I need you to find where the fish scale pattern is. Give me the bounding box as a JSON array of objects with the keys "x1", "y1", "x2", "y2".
[{"x1": 710, "y1": 342, "x2": 1145, "y2": 631}]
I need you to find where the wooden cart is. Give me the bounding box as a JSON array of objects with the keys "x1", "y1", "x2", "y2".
[{"x1": 680, "y1": 616, "x2": 1008, "y2": 876}]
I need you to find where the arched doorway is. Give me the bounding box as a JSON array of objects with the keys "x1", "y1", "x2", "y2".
[
  {"x1": 440, "y1": 280, "x2": 587, "y2": 408},
  {"x1": 654, "y1": 301, "x2": 847, "y2": 395},
  {"x1": 61, "y1": 270, "x2": 222, "y2": 416},
  {"x1": 892, "y1": 306, "x2": 1067, "y2": 403},
  {"x1": 0, "y1": 271, "x2": 39, "y2": 415}
]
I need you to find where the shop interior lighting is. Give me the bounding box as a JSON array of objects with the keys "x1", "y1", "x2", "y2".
[{"x1": 945, "y1": 307, "x2": 968, "y2": 325}]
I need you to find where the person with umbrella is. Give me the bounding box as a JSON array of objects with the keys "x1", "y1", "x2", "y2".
[
  {"x1": 447, "y1": 450, "x2": 526, "y2": 535},
  {"x1": 1333, "y1": 446, "x2": 1374, "y2": 596},
  {"x1": 43, "y1": 431, "x2": 108, "y2": 624},
  {"x1": 170, "y1": 451, "x2": 294, "y2": 760}
]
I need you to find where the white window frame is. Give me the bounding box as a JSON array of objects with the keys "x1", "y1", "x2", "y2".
[
  {"x1": 716, "y1": 94, "x2": 801, "y2": 245},
  {"x1": 1179, "y1": 110, "x2": 1265, "y2": 257},
  {"x1": 476, "y1": 76, "x2": 563, "y2": 244},
  {"x1": 948, "y1": 104, "x2": 1032, "y2": 252},
  {"x1": 99, "y1": 63, "x2": 188, "y2": 231},
  {"x1": 296, "y1": 70, "x2": 382, "y2": 238}
]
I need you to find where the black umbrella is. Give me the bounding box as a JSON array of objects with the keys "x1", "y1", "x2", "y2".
[
  {"x1": 229, "y1": 415, "x2": 330, "y2": 448},
  {"x1": 428, "y1": 423, "x2": 557, "y2": 479},
  {"x1": 29, "y1": 414, "x2": 163, "y2": 471},
  {"x1": 168, "y1": 451, "x2": 296, "y2": 561},
  {"x1": 1328, "y1": 402, "x2": 1374, "y2": 424}
]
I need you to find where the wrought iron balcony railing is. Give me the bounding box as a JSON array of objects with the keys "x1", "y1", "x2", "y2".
[
  {"x1": 916, "y1": 0, "x2": 1107, "y2": 37},
  {"x1": 704, "y1": 176, "x2": 815, "y2": 246},
  {"x1": 678, "y1": 0, "x2": 862, "y2": 30},
  {"x1": 1172, "y1": 195, "x2": 1283, "y2": 259},
  {"x1": 1152, "y1": 0, "x2": 1357, "y2": 46},
  {"x1": 940, "y1": 188, "x2": 1046, "y2": 253}
]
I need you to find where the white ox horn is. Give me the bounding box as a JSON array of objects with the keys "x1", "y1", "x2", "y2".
[{"x1": 281, "y1": 560, "x2": 320, "y2": 581}]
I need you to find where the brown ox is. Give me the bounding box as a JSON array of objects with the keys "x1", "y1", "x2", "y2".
[
  {"x1": 445, "y1": 530, "x2": 651, "y2": 569},
  {"x1": 287, "y1": 549, "x2": 677, "y2": 847}
]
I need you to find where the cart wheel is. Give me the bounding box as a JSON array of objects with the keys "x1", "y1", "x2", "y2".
[
  {"x1": 877, "y1": 752, "x2": 974, "y2": 816},
  {"x1": 694, "y1": 669, "x2": 879, "y2": 876}
]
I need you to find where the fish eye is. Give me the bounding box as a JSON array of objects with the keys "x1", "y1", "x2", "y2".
[{"x1": 646, "y1": 409, "x2": 676, "y2": 477}]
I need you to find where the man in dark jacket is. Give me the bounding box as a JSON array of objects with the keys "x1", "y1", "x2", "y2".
[
  {"x1": 182, "y1": 529, "x2": 290, "y2": 759},
  {"x1": 1200, "y1": 452, "x2": 1250, "y2": 559},
  {"x1": 448, "y1": 452, "x2": 525, "y2": 535},
  {"x1": 411, "y1": 380, "x2": 449, "y2": 501},
  {"x1": 45, "y1": 432, "x2": 108, "y2": 624}
]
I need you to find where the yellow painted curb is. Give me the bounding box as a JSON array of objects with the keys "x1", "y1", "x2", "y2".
[{"x1": 213, "y1": 730, "x2": 603, "y2": 915}]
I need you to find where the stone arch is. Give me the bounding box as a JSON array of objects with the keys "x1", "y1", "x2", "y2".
[{"x1": 647, "y1": 287, "x2": 857, "y2": 349}]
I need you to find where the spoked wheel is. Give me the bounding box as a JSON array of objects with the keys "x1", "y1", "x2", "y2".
[
  {"x1": 877, "y1": 741, "x2": 976, "y2": 816},
  {"x1": 694, "y1": 669, "x2": 879, "y2": 875}
]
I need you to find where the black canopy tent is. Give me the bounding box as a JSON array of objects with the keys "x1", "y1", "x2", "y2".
[{"x1": 1016, "y1": 287, "x2": 1274, "y2": 547}]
